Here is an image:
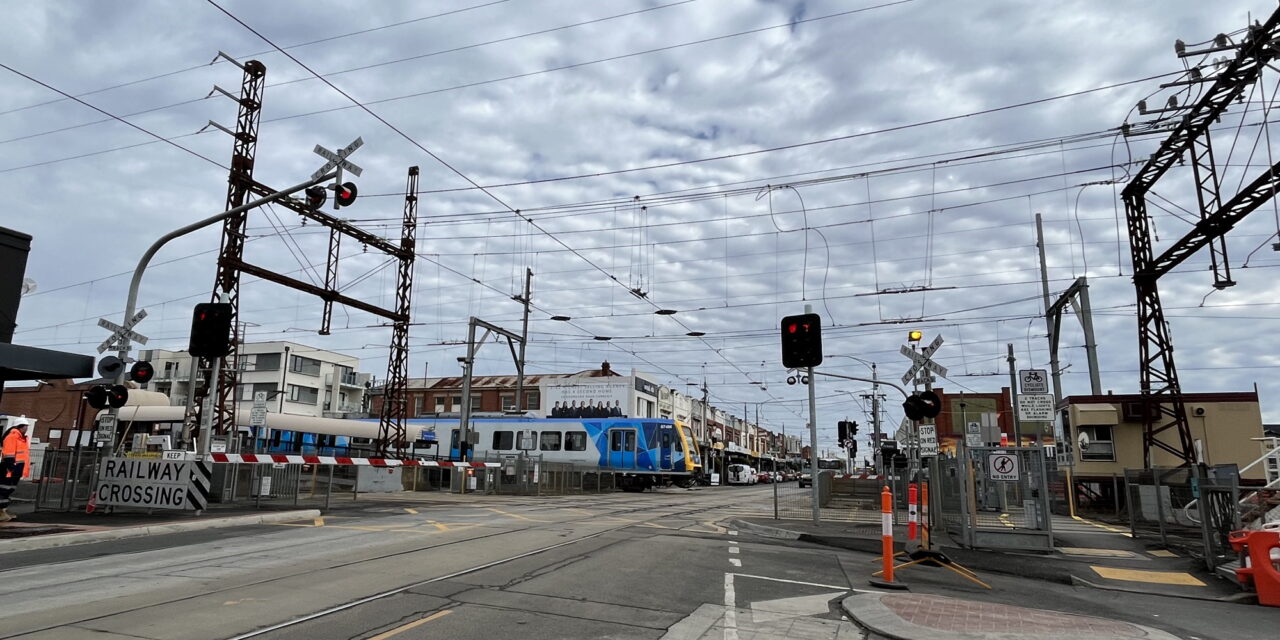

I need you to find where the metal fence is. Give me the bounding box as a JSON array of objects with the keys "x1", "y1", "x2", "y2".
[
  {"x1": 772, "y1": 473, "x2": 885, "y2": 523},
  {"x1": 933, "y1": 447, "x2": 1054, "y2": 551},
  {"x1": 34, "y1": 447, "x2": 107, "y2": 511},
  {"x1": 1125, "y1": 465, "x2": 1242, "y2": 570}
]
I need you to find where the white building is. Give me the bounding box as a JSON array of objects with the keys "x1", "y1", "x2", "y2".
[{"x1": 139, "y1": 341, "x2": 372, "y2": 419}]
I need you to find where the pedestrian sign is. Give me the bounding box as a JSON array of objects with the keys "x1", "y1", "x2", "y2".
[{"x1": 988, "y1": 452, "x2": 1020, "y2": 481}]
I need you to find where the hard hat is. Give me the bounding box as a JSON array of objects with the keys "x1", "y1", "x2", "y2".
[{"x1": 10, "y1": 416, "x2": 31, "y2": 429}]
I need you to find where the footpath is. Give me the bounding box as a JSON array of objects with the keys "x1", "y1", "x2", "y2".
[{"x1": 730, "y1": 513, "x2": 1257, "y2": 640}]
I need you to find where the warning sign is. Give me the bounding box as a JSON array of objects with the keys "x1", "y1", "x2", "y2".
[
  {"x1": 95, "y1": 458, "x2": 211, "y2": 510},
  {"x1": 987, "y1": 452, "x2": 1020, "y2": 481}
]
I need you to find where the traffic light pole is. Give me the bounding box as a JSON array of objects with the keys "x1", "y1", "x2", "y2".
[
  {"x1": 107, "y1": 173, "x2": 337, "y2": 451},
  {"x1": 807, "y1": 363, "x2": 819, "y2": 523}
]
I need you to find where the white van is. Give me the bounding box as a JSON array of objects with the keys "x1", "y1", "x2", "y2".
[{"x1": 727, "y1": 464, "x2": 757, "y2": 485}]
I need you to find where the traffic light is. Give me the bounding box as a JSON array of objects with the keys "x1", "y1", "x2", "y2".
[
  {"x1": 908, "y1": 330, "x2": 923, "y2": 342},
  {"x1": 129, "y1": 361, "x2": 155, "y2": 385},
  {"x1": 780, "y1": 313, "x2": 822, "y2": 369},
  {"x1": 902, "y1": 390, "x2": 942, "y2": 421},
  {"x1": 335, "y1": 181, "x2": 358, "y2": 208},
  {"x1": 305, "y1": 185, "x2": 327, "y2": 209},
  {"x1": 85, "y1": 384, "x2": 129, "y2": 410},
  {"x1": 189, "y1": 302, "x2": 233, "y2": 358},
  {"x1": 837, "y1": 420, "x2": 859, "y2": 441}
]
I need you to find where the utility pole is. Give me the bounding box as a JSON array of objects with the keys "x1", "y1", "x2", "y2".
[
  {"x1": 514, "y1": 268, "x2": 532, "y2": 414},
  {"x1": 1007, "y1": 344, "x2": 1022, "y2": 447},
  {"x1": 1036, "y1": 213, "x2": 1065, "y2": 408},
  {"x1": 458, "y1": 319, "x2": 478, "y2": 461},
  {"x1": 805, "y1": 304, "x2": 820, "y2": 524}
]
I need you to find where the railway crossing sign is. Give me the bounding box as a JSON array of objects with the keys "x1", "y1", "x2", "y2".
[
  {"x1": 250, "y1": 391, "x2": 268, "y2": 427},
  {"x1": 918, "y1": 424, "x2": 938, "y2": 457},
  {"x1": 97, "y1": 309, "x2": 148, "y2": 354},
  {"x1": 988, "y1": 451, "x2": 1020, "y2": 481},
  {"x1": 1019, "y1": 369, "x2": 1048, "y2": 394},
  {"x1": 1017, "y1": 393, "x2": 1054, "y2": 422},
  {"x1": 900, "y1": 335, "x2": 946, "y2": 385},
  {"x1": 312, "y1": 137, "x2": 364, "y2": 180}
]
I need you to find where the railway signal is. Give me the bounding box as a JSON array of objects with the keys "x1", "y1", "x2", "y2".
[
  {"x1": 129, "y1": 361, "x2": 155, "y2": 385},
  {"x1": 780, "y1": 313, "x2": 822, "y2": 369},
  {"x1": 189, "y1": 302, "x2": 233, "y2": 358},
  {"x1": 86, "y1": 384, "x2": 129, "y2": 410}
]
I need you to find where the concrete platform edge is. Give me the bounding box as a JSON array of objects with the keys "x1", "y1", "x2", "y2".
[
  {"x1": 0, "y1": 509, "x2": 320, "y2": 554},
  {"x1": 1069, "y1": 574, "x2": 1257, "y2": 604},
  {"x1": 727, "y1": 518, "x2": 801, "y2": 540}
]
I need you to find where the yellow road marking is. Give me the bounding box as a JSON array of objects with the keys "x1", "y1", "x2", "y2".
[
  {"x1": 368, "y1": 609, "x2": 452, "y2": 639},
  {"x1": 1071, "y1": 515, "x2": 1133, "y2": 537},
  {"x1": 1148, "y1": 549, "x2": 1179, "y2": 558},
  {"x1": 404, "y1": 508, "x2": 418, "y2": 515},
  {"x1": 637, "y1": 521, "x2": 674, "y2": 529},
  {"x1": 1090, "y1": 566, "x2": 1205, "y2": 586},
  {"x1": 314, "y1": 516, "x2": 325, "y2": 526},
  {"x1": 1057, "y1": 547, "x2": 1136, "y2": 558},
  {"x1": 998, "y1": 513, "x2": 1015, "y2": 528},
  {"x1": 701, "y1": 521, "x2": 728, "y2": 534},
  {"x1": 485, "y1": 508, "x2": 550, "y2": 523},
  {"x1": 426, "y1": 520, "x2": 449, "y2": 532}
]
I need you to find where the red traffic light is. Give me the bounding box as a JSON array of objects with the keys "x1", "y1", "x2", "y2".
[
  {"x1": 129, "y1": 361, "x2": 155, "y2": 385},
  {"x1": 86, "y1": 385, "x2": 109, "y2": 410},
  {"x1": 305, "y1": 185, "x2": 327, "y2": 209},
  {"x1": 108, "y1": 384, "x2": 130, "y2": 408},
  {"x1": 335, "y1": 181, "x2": 358, "y2": 208}
]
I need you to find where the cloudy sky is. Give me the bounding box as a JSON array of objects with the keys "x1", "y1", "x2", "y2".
[{"x1": 6, "y1": 0, "x2": 1280, "y2": 452}]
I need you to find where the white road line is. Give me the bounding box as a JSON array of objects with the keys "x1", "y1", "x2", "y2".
[
  {"x1": 728, "y1": 530, "x2": 738, "y2": 536},
  {"x1": 724, "y1": 573, "x2": 739, "y2": 640},
  {"x1": 728, "y1": 547, "x2": 739, "y2": 554},
  {"x1": 729, "y1": 558, "x2": 742, "y2": 567},
  {"x1": 731, "y1": 573, "x2": 874, "y2": 593}
]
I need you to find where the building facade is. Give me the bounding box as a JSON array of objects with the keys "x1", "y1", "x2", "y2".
[{"x1": 139, "y1": 341, "x2": 372, "y2": 420}]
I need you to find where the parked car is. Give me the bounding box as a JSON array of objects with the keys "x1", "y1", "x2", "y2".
[
  {"x1": 757, "y1": 471, "x2": 773, "y2": 483},
  {"x1": 727, "y1": 464, "x2": 757, "y2": 485},
  {"x1": 797, "y1": 472, "x2": 813, "y2": 488}
]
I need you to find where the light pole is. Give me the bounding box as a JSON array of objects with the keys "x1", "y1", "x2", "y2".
[{"x1": 826, "y1": 355, "x2": 884, "y2": 474}]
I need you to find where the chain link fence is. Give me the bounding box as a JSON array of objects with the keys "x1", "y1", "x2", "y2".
[{"x1": 1125, "y1": 465, "x2": 1242, "y2": 570}]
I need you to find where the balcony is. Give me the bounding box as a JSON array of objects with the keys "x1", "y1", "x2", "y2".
[{"x1": 325, "y1": 371, "x2": 371, "y2": 388}]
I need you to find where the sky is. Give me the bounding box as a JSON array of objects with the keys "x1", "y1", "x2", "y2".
[{"x1": 5, "y1": 0, "x2": 1280, "y2": 454}]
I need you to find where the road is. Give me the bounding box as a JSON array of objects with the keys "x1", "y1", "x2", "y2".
[{"x1": 0, "y1": 485, "x2": 1271, "y2": 639}]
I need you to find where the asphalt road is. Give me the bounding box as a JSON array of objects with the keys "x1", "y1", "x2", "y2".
[{"x1": 0, "y1": 485, "x2": 1273, "y2": 639}]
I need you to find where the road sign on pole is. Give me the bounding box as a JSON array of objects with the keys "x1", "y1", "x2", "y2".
[
  {"x1": 900, "y1": 336, "x2": 946, "y2": 385},
  {"x1": 918, "y1": 424, "x2": 938, "y2": 457},
  {"x1": 311, "y1": 138, "x2": 364, "y2": 180},
  {"x1": 1017, "y1": 394, "x2": 1054, "y2": 421},
  {"x1": 1019, "y1": 369, "x2": 1048, "y2": 394},
  {"x1": 97, "y1": 309, "x2": 149, "y2": 353}
]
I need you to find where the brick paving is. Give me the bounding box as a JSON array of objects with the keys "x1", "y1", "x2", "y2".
[{"x1": 881, "y1": 594, "x2": 1158, "y2": 636}]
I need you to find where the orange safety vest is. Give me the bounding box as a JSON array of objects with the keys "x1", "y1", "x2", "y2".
[{"x1": 1, "y1": 427, "x2": 31, "y2": 479}]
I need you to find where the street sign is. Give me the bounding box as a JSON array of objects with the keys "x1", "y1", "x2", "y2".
[
  {"x1": 918, "y1": 424, "x2": 938, "y2": 457},
  {"x1": 1017, "y1": 394, "x2": 1054, "y2": 421},
  {"x1": 253, "y1": 391, "x2": 268, "y2": 407},
  {"x1": 1019, "y1": 369, "x2": 1048, "y2": 395},
  {"x1": 311, "y1": 137, "x2": 364, "y2": 180},
  {"x1": 98, "y1": 413, "x2": 117, "y2": 430},
  {"x1": 965, "y1": 433, "x2": 983, "y2": 447},
  {"x1": 988, "y1": 452, "x2": 1020, "y2": 481},
  {"x1": 97, "y1": 309, "x2": 148, "y2": 353},
  {"x1": 249, "y1": 407, "x2": 268, "y2": 427}
]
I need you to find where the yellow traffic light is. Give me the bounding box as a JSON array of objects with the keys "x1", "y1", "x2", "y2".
[{"x1": 908, "y1": 330, "x2": 923, "y2": 342}]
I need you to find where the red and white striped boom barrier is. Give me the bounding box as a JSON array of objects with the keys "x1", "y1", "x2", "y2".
[{"x1": 208, "y1": 453, "x2": 501, "y2": 468}]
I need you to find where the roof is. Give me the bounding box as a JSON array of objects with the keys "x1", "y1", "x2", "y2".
[
  {"x1": 1063, "y1": 392, "x2": 1259, "y2": 405},
  {"x1": 0, "y1": 343, "x2": 94, "y2": 382}
]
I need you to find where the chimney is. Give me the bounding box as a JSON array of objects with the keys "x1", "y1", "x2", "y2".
[{"x1": 601, "y1": 361, "x2": 611, "y2": 375}]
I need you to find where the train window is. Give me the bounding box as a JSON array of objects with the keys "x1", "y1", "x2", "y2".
[
  {"x1": 565, "y1": 431, "x2": 587, "y2": 451},
  {"x1": 625, "y1": 431, "x2": 636, "y2": 451},
  {"x1": 661, "y1": 432, "x2": 671, "y2": 447},
  {"x1": 492, "y1": 430, "x2": 514, "y2": 450},
  {"x1": 540, "y1": 431, "x2": 562, "y2": 451},
  {"x1": 610, "y1": 431, "x2": 624, "y2": 451},
  {"x1": 612, "y1": 430, "x2": 636, "y2": 451},
  {"x1": 451, "y1": 429, "x2": 460, "y2": 449}
]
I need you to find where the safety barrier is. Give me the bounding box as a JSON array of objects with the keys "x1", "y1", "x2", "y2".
[
  {"x1": 207, "y1": 453, "x2": 502, "y2": 468},
  {"x1": 1230, "y1": 527, "x2": 1280, "y2": 607}
]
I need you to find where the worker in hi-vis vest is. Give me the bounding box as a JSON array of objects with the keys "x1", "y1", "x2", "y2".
[{"x1": 0, "y1": 416, "x2": 32, "y2": 522}]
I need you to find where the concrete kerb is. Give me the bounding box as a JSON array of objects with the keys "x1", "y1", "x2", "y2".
[
  {"x1": 727, "y1": 518, "x2": 801, "y2": 540},
  {"x1": 839, "y1": 593, "x2": 1183, "y2": 640},
  {"x1": 0, "y1": 509, "x2": 320, "y2": 554}
]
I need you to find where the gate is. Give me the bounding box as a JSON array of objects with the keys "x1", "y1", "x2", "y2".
[{"x1": 936, "y1": 446, "x2": 1054, "y2": 551}]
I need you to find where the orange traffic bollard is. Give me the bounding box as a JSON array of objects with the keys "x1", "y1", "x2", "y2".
[
  {"x1": 1000, "y1": 433, "x2": 1009, "y2": 447},
  {"x1": 1230, "y1": 529, "x2": 1280, "y2": 607},
  {"x1": 907, "y1": 483, "x2": 918, "y2": 541}
]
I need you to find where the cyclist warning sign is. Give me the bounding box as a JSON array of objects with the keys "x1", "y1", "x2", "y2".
[{"x1": 988, "y1": 452, "x2": 1020, "y2": 481}]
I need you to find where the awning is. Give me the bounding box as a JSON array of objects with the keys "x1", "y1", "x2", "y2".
[{"x1": 0, "y1": 343, "x2": 94, "y2": 382}]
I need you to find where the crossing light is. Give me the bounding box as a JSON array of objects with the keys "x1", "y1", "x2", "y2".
[
  {"x1": 189, "y1": 302, "x2": 233, "y2": 359},
  {"x1": 85, "y1": 384, "x2": 129, "y2": 410},
  {"x1": 902, "y1": 390, "x2": 942, "y2": 421},
  {"x1": 129, "y1": 361, "x2": 155, "y2": 385},
  {"x1": 334, "y1": 181, "x2": 358, "y2": 208},
  {"x1": 908, "y1": 330, "x2": 923, "y2": 342},
  {"x1": 304, "y1": 185, "x2": 327, "y2": 209},
  {"x1": 780, "y1": 313, "x2": 822, "y2": 369}
]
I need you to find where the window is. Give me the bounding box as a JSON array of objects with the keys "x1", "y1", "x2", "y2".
[
  {"x1": 661, "y1": 431, "x2": 672, "y2": 448},
  {"x1": 451, "y1": 429, "x2": 460, "y2": 450},
  {"x1": 501, "y1": 394, "x2": 516, "y2": 411},
  {"x1": 434, "y1": 395, "x2": 446, "y2": 413},
  {"x1": 1079, "y1": 425, "x2": 1115, "y2": 462},
  {"x1": 450, "y1": 395, "x2": 462, "y2": 411},
  {"x1": 238, "y1": 382, "x2": 278, "y2": 402},
  {"x1": 524, "y1": 391, "x2": 540, "y2": 410},
  {"x1": 289, "y1": 355, "x2": 321, "y2": 376},
  {"x1": 540, "y1": 431, "x2": 562, "y2": 451},
  {"x1": 492, "y1": 430, "x2": 514, "y2": 450},
  {"x1": 254, "y1": 353, "x2": 281, "y2": 371},
  {"x1": 413, "y1": 396, "x2": 423, "y2": 417},
  {"x1": 471, "y1": 394, "x2": 482, "y2": 411},
  {"x1": 288, "y1": 384, "x2": 319, "y2": 405},
  {"x1": 565, "y1": 431, "x2": 588, "y2": 451}
]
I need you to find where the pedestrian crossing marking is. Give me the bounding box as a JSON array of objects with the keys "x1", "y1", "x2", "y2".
[
  {"x1": 1148, "y1": 549, "x2": 1178, "y2": 558},
  {"x1": 1090, "y1": 566, "x2": 1205, "y2": 586}
]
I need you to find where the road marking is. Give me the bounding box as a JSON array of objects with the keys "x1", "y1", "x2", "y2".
[
  {"x1": 486, "y1": 508, "x2": 550, "y2": 523},
  {"x1": 563, "y1": 508, "x2": 595, "y2": 515},
  {"x1": 638, "y1": 521, "x2": 675, "y2": 529},
  {"x1": 702, "y1": 521, "x2": 728, "y2": 534},
  {"x1": 729, "y1": 547, "x2": 740, "y2": 554},
  {"x1": 1090, "y1": 566, "x2": 1205, "y2": 586},
  {"x1": 1071, "y1": 515, "x2": 1133, "y2": 537},
  {"x1": 1148, "y1": 549, "x2": 1178, "y2": 558},
  {"x1": 998, "y1": 513, "x2": 1015, "y2": 528},
  {"x1": 404, "y1": 508, "x2": 418, "y2": 515},
  {"x1": 425, "y1": 520, "x2": 450, "y2": 532},
  {"x1": 729, "y1": 530, "x2": 738, "y2": 536},
  {"x1": 314, "y1": 516, "x2": 325, "y2": 526},
  {"x1": 1057, "y1": 547, "x2": 1137, "y2": 558},
  {"x1": 724, "y1": 573, "x2": 739, "y2": 640},
  {"x1": 732, "y1": 573, "x2": 867, "y2": 592},
  {"x1": 368, "y1": 609, "x2": 452, "y2": 640},
  {"x1": 730, "y1": 558, "x2": 742, "y2": 567}
]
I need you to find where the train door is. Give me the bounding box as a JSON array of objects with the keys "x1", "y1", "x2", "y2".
[
  {"x1": 659, "y1": 428, "x2": 673, "y2": 470},
  {"x1": 608, "y1": 428, "x2": 637, "y2": 469}
]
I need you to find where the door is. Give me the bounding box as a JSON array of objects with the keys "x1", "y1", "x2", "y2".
[
  {"x1": 608, "y1": 428, "x2": 637, "y2": 469},
  {"x1": 659, "y1": 429, "x2": 673, "y2": 471}
]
